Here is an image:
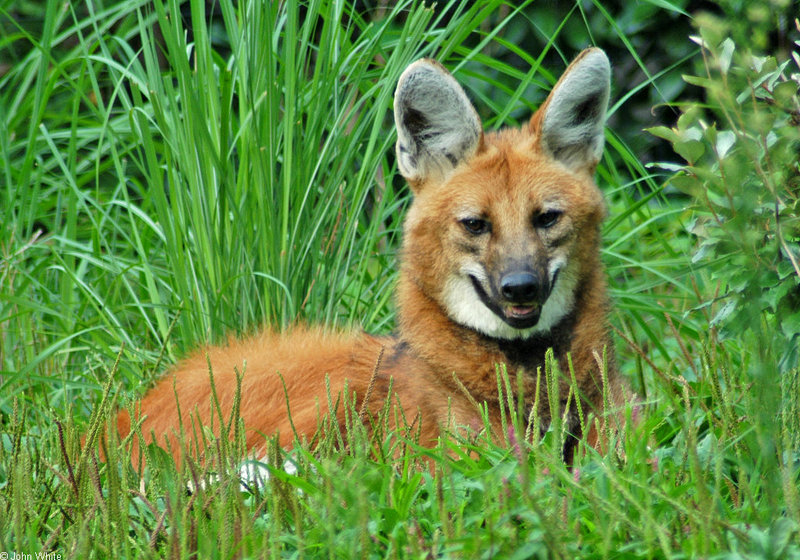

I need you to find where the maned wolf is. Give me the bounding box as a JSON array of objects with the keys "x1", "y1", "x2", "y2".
[{"x1": 114, "y1": 48, "x2": 629, "y2": 465}]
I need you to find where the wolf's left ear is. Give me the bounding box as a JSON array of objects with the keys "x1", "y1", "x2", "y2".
[
  {"x1": 394, "y1": 59, "x2": 483, "y2": 187},
  {"x1": 531, "y1": 48, "x2": 610, "y2": 173}
]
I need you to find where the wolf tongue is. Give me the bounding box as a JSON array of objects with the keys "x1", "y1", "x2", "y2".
[{"x1": 508, "y1": 305, "x2": 536, "y2": 318}]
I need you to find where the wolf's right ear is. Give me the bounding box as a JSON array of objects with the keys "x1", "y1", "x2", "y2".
[{"x1": 394, "y1": 59, "x2": 483, "y2": 187}]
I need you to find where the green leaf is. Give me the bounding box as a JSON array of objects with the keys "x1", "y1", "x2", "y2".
[
  {"x1": 719, "y1": 37, "x2": 735, "y2": 75},
  {"x1": 773, "y1": 80, "x2": 799, "y2": 108},
  {"x1": 711, "y1": 299, "x2": 737, "y2": 326},
  {"x1": 670, "y1": 174, "x2": 704, "y2": 197},
  {"x1": 647, "y1": 125, "x2": 682, "y2": 144},
  {"x1": 715, "y1": 130, "x2": 736, "y2": 158},
  {"x1": 674, "y1": 138, "x2": 705, "y2": 163},
  {"x1": 683, "y1": 73, "x2": 714, "y2": 88}
]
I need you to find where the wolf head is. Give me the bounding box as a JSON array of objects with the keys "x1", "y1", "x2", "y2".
[{"x1": 394, "y1": 49, "x2": 610, "y2": 340}]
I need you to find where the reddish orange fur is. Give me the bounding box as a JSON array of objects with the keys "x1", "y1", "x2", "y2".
[
  {"x1": 110, "y1": 51, "x2": 631, "y2": 466},
  {"x1": 117, "y1": 328, "x2": 395, "y2": 459}
]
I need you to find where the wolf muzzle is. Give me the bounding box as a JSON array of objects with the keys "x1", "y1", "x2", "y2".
[{"x1": 470, "y1": 266, "x2": 555, "y2": 330}]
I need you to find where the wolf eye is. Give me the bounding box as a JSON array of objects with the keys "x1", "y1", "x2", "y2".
[
  {"x1": 460, "y1": 217, "x2": 490, "y2": 235},
  {"x1": 534, "y1": 210, "x2": 562, "y2": 229}
]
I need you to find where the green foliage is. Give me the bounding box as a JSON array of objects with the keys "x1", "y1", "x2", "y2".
[
  {"x1": 2, "y1": 0, "x2": 800, "y2": 557},
  {"x1": 645, "y1": 15, "x2": 800, "y2": 558},
  {"x1": 649, "y1": 14, "x2": 800, "y2": 369},
  {"x1": 2, "y1": 344, "x2": 799, "y2": 558}
]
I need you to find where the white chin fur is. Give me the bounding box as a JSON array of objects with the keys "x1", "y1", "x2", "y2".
[{"x1": 442, "y1": 259, "x2": 580, "y2": 340}]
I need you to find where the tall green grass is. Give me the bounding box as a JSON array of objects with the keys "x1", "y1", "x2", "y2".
[{"x1": 1, "y1": 0, "x2": 798, "y2": 557}]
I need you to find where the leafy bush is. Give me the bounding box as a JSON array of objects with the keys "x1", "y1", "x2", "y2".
[{"x1": 650, "y1": 15, "x2": 800, "y2": 371}]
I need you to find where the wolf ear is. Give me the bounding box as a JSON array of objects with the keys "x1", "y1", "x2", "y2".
[
  {"x1": 394, "y1": 59, "x2": 483, "y2": 186},
  {"x1": 532, "y1": 48, "x2": 610, "y2": 173}
]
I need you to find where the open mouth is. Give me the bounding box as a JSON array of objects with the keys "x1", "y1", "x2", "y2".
[
  {"x1": 469, "y1": 276, "x2": 543, "y2": 329},
  {"x1": 505, "y1": 305, "x2": 539, "y2": 320}
]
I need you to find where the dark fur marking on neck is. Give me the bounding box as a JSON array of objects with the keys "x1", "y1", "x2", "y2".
[{"x1": 491, "y1": 310, "x2": 578, "y2": 371}]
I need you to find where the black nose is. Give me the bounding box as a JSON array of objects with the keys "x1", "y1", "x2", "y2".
[{"x1": 500, "y1": 271, "x2": 539, "y2": 303}]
